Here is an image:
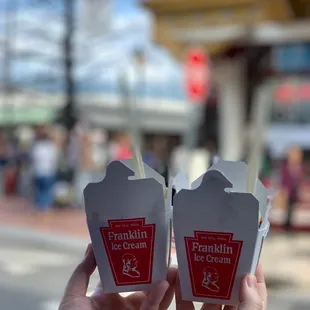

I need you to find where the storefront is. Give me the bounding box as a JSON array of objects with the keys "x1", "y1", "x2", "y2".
[
  {"x1": 260, "y1": 43, "x2": 310, "y2": 230},
  {"x1": 145, "y1": 0, "x2": 310, "y2": 230},
  {"x1": 144, "y1": 0, "x2": 297, "y2": 160}
]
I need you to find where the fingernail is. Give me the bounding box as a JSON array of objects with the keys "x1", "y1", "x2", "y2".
[
  {"x1": 246, "y1": 275, "x2": 257, "y2": 288},
  {"x1": 84, "y1": 244, "x2": 91, "y2": 257}
]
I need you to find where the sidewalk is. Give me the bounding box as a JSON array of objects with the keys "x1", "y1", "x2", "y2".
[
  {"x1": 0, "y1": 196, "x2": 177, "y2": 255},
  {"x1": 1, "y1": 196, "x2": 310, "y2": 294},
  {"x1": 0, "y1": 197, "x2": 88, "y2": 238},
  {"x1": 261, "y1": 233, "x2": 310, "y2": 293}
]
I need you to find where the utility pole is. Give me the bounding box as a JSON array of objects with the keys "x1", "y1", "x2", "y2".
[{"x1": 63, "y1": 0, "x2": 76, "y2": 132}]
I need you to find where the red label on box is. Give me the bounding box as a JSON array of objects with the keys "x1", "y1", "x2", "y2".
[
  {"x1": 185, "y1": 231, "x2": 243, "y2": 300},
  {"x1": 101, "y1": 218, "x2": 155, "y2": 286}
]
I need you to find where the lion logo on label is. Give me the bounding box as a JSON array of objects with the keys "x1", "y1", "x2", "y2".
[
  {"x1": 122, "y1": 254, "x2": 141, "y2": 278},
  {"x1": 202, "y1": 266, "x2": 220, "y2": 292}
]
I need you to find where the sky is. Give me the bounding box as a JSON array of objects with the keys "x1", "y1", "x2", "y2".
[
  {"x1": 113, "y1": 0, "x2": 143, "y2": 15},
  {"x1": 0, "y1": 0, "x2": 185, "y2": 100}
]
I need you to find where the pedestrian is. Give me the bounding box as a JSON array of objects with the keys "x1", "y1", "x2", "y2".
[
  {"x1": 115, "y1": 132, "x2": 133, "y2": 161},
  {"x1": 143, "y1": 136, "x2": 169, "y2": 184},
  {"x1": 53, "y1": 126, "x2": 73, "y2": 208},
  {"x1": 59, "y1": 244, "x2": 267, "y2": 310},
  {"x1": 30, "y1": 125, "x2": 59, "y2": 212},
  {"x1": 74, "y1": 130, "x2": 97, "y2": 208},
  {"x1": 90, "y1": 128, "x2": 109, "y2": 180},
  {"x1": 281, "y1": 146, "x2": 305, "y2": 232},
  {"x1": 0, "y1": 131, "x2": 19, "y2": 196},
  {"x1": 15, "y1": 126, "x2": 34, "y2": 198}
]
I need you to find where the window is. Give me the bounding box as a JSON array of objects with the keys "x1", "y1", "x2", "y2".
[{"x1": 271, "y1": 79, "x2": 310, "y2": 124}]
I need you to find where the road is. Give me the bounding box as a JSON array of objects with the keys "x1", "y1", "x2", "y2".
[{"x1": 0, "y1": 227, "x2": 309, "y2": 310}]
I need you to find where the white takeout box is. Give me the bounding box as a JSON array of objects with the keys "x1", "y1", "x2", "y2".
[
  {"x1": 84, "y1": 159, "x2": 172, "y2": 293},
  {"x1": 173, "y1": 160, "x2": 271, "y2": 305}
]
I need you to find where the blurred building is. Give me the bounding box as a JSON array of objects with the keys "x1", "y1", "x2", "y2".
[
  {"x1": 144, "y1": 0, "x2": 310, "y2": 161},
  {"x1": 0, "y1": 90, "x2": 188, "y2": 131},
  {"x1": 0, "y1": 0, "x2": 190, "y2": 145},
  {"x1": 0, "y1": 90, "x2": 61, "y2": 125},
  {"x1": 145, "y1": 0, "x2": 310, "y2": 229}
]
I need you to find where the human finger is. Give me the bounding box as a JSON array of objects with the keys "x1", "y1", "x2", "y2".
[
  {"x1": 62, "y1": 244, "x2": 96, "y2": 299},
  {"x1": 140, "y1": 280, "x2": 170, "y2": 310},
  {"x1": 238, "y1": 275, "x2": 263, "y2": 310},
  {"x1": 255, "y1": 263, "x2": 267, "y2": 308},
  {"x1": 91, "y1": 281, "x2": 124, "y2": 307},
  {"x1": 127, "y1": 267, "x2": 177, "y2": 310},
  {"x1": 224, "y1": 265, "x2": 266, "y2": 310},
  {"x1": 126, "y1": 291, "x2": 148, "y2": 309},
  {"x1": 175, "y1": 271, "x2": 195, "y2": 310},
  {"x1": 159, "y1": 267, "x2": 178, "y2": 310}
]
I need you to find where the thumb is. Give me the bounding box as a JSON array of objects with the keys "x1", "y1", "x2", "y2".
[
  {"x1": 238, "y1": 275, "x2": 264, "y2": 310},
  {"x1": 62, "y1": 244, "x2": 96, "y2": 300}
]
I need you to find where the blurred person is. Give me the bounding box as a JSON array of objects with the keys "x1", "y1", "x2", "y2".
[
  {"x1": 143, "y1": 136, "x2": 169, "y2": 183},
  {"x1": 115, "y1": 132, "x2": 133, "y2": 161},
  {"x1": 188, "y1": 148, "x2": 210, "y2": 183},
  {"x1": 59, "y1": 244, "x2": 266, "y2": 310},
  {"x1": 143, "y1": 136, "x2": 168, "y2": 182},
  {"x1": 106, "y1": 132, "x2": 130, "y2": 164},
  {"x1": 31, "y1": 125, "x2": 59, "y2": 211},
  {"x1": 1, "y1": 131, "x2": 18, "y2": 196},
  {"x1": 171, "y1": 144, "x2": 210, "y2": 183},
  {"x1": 260, "y1": 149, "x2": 272, "y2": 179},
  {"x1": 0, "y1": 131, "x2": 9, "y2": 164},
  {"x1": 281, "y1": 145, "x2": 305, "y2": 231},
  {"x1": 142, "y1": 136, "x2": 156, "y2": 168},
  {"x1": 4, "y1": 161, "x2": 18, "y2": 196},
  {"x1": 106, "y1": 133, "x2": 119, "y2": 163},
  {"x1": 81, "y1": 128, "x2": 108, "y2": 189},
  {"x1": 170, "y1": 144, "x2": 188, "y2": 176},
  {"x1": 15, "y1": 126, "x2": 34, "y2": 198},
  {"x1": 68, "y1": 125, "x2": 82, "y2": 168},
  {"x1": 74, "y1": 130, "x2": 98, "y2": 208},
  {"x1": 53, "y1": 126, "x2": 75, "y2": 208},
  {"x1": 0, "y1": 131, "x2": 9, "y2": 195},
  {"x1": 91, "y1": 128, "x2": 108, "y2": 173}
]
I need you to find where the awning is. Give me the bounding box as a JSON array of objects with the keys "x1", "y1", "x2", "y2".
[{"x1": 172, "y1": 21, "x2": 310, "y2": 45}]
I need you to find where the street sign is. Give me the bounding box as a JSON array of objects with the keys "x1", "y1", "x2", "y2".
[{"x1": 185, "y1": 48, "x2": 210, "y2": 103}]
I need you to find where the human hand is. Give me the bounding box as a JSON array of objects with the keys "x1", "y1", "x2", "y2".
[
  {"x1": 175, "y1": 263, "x2": 267, "y2": 310},
  {"x1": 59, "y1": 244, "x2": 177, "y2": 310}
]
